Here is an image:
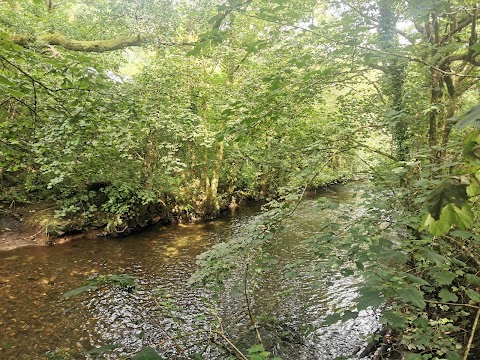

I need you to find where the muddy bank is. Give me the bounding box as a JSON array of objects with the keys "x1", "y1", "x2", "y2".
[
  {"x1": 0, "y1": 204, "x2": 102, "y2": 251},
  {"x1": 0, "y1": 199, "x2": 226, "y2": 252}
]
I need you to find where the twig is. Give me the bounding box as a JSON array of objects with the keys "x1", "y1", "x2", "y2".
[
  {"x1": 211, "y1": 330, "x2": 249, "y2": 360},
  {"x1": 425, "y1": 299, "x2": 479, "y2": 309},
  {"x1": 287, "y1": 151, "x2": 340, "y2": 217},
  {"x1": 444, "y1": 235, "x2": 480, "y2": 267},
  {"x1": 463, "y1": 306, "x2": 480, "y2": 360},
  {"x1": 244, "y1": 261, "x2": 263, "y2": 346},
  {"x1": 0, "y1": 54, "x2": 73, "y2": 116}
]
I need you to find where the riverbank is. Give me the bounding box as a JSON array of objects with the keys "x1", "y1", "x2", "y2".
[
  {"x1": 0, "y1": 196, "x2": 235, "y2": 251},
  {"x1": 0, "y1": 179, "x2": 353, "y2": 252},
  {"x1": 0, "y1": 204, "x2": 105, "y2": 251}
]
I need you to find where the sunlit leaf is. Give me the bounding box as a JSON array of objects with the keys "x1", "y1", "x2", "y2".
[
  {"x1": 247, "y1": 344, "x2": 265, "y2": 354},
  {"x1": 426, "y1": 179, "x2": 468, "y2": 220},
  {"x1": 0, "y1": 74, "x2": 14, "y2": 87},
  {"x1": 422, "y1": 204, "x2": 474, "y2": 236},
  {"x1": 0, "y1": 84, "x2": 25, "y2": 99},
  {"x1": 471, "y1": 42, "x2": 480, "y2": 56}
]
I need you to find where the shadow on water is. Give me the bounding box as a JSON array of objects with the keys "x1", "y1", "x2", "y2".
[{"x1": 0, "y1": 184, "x2": 378, "y2": 359}]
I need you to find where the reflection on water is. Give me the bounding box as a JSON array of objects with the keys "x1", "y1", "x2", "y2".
[{"x1": 0, "y1": 185, "x2": 377, "y2": 359}]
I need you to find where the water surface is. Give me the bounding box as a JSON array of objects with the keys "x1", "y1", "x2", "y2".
[{"x1": 0, "y1": 185, "x2": 377, "y2": 359}]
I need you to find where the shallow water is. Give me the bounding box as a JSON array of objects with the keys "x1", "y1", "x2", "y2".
[{"x1": 0, "y1": 185, "x2": 378, "y2": 359}]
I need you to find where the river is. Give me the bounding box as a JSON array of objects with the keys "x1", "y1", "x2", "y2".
[{"x1": 0, "y1": 185, "x2": 378, "y2": 359}]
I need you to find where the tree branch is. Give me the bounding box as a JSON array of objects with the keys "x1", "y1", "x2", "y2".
[
  {"x1": 352, "y1": 140, "x2": 397, "y2": 161},
  {"x1": 239, "y1": 13, "x2": 480, "y2": 78},
  {"x1": 394, "y1": 28, "x2": 416, "y2": 45},
  {"x1": 211, "y1": 0, "x2": 253, "y2": 29},
  {"x1": 9, "y1": 34, "x2": 194, "y2": 52},
  {"x1": 440, "y1": 15, "x2": 473, "y2": 45}
]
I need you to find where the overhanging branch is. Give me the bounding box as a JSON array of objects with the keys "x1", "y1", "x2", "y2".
[{"x1": 8, "y1": 34, "x2": 194, "y2": 52}]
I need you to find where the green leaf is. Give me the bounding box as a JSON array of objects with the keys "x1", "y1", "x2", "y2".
[
  {"x1": 465, "y1": 289, "x2": 480, "y2": 303},
  {"x1": 0, "y1": 84, "x2": 25, "y2": 99},
  {"x1": 450, "y1": 258, "x2": 467, "y2": 268},
  {"x1": 419, "y1": 248, "x2": 449, "y2": 266},
  {"x1": 396, "y1": 286, "x2": 426, "y2": 309},
  {"x1": 380, "y1": 250, "x2": 408, "y2": 264},
  {"x1": 447, "y1": 204, "x2": 474, "y2": 229},
  {"x1": 446, "y1": 351, "x2": 463, "y2": 360},
  {"x1": 380, "y1": 310, "x2": 408, "y2": 329},
  {"x1": 455, "y1": 105, "x2": 480, "y2": 129},
  {"x1": 342, "y1": 310, "x2": 358, "y2": 321},
  {"x1": 63, "y1": 285, "x2": 97, "y2": 298},
  {"x1": 0, "y1": 74, "x2": 14, "y2": 87},
  {"x1": 132, "y1": 347, "x2": 165, "y2": 360},
  {"x1": 356, "y1": 287, "x2": 384, "y2": 310},
  {"x1": 247, "y1": 344, "x2": 265, "y2": 354},
  {"x1": 463, "y1": 130, "x2": 480, "y2": 162},
  {"x1": 429, "y1": 270, "x2": 457, "y2": 285},
  {"x1": 421, "y1": 213, "x2": 450, "y2": 236},
  {"x1": 438, "y1": 289, "x2": 458, "y2": 302},
  {"x1": 422, "y1": 204, "x2": 474, "y2": 236},
  {"x1": 426, "y1": 180, "x2": 468, "y2": 220},
  {"x1": 465, "y1": 274, "x2": 480, "y2": 286},
  {"x1": 405, "y1": 353, "x2": 422, "y2": 360},
  {"x1": 404, "y1": 273, "x2": 430, "y2": 286},
  {"x1": 450, "y1": 230, "x2": 474, "y2": 239},
  {"x1": 471, "y1": 42, "x2": 480, "y2": 56},
  {"x1": 323, "y1": 313, "x2": 341, "y2": 325},
  {"x1": 85, "y1": 344, "x2": 119, "y2": 355}
]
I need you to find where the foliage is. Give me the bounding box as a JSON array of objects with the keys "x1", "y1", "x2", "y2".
[
  {"x1": 2, "y1": 0, "x2": 480, "y2": 359},
  {"x1": 44, "y1": 348, "x2": 74, "y2": 360},
  {"x1": 131, "y1": 347, "x2": 165, "y2": 360},
  {"x1": 63, "y1": 273, "x2": 137, "y2": 298}
]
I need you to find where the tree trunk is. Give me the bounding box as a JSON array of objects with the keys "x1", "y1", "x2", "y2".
[
  {"x1": 441, "y1": 94, "x2": 458, "y2": 148},
  {"x1": 378, "y1": 0, "x2": 408, "y2": 161},
  {"x1": 143, "y1": 130, "x2": 157, "y2": 190},
  {"x1": 429, "y1": 69, "x2": 443, "y2": 148},
  {"x1": 205, "y1": 140, "x2": 224, "y2": 214}
]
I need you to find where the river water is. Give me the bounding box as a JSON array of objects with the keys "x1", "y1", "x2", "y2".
[{"x1": 0, "y1": 185, "x2": 378, "y2": 359}]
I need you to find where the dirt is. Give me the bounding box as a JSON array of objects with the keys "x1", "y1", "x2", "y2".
[{"x1": 0, "y1": 203, "x2": 100, "y2": 252}]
